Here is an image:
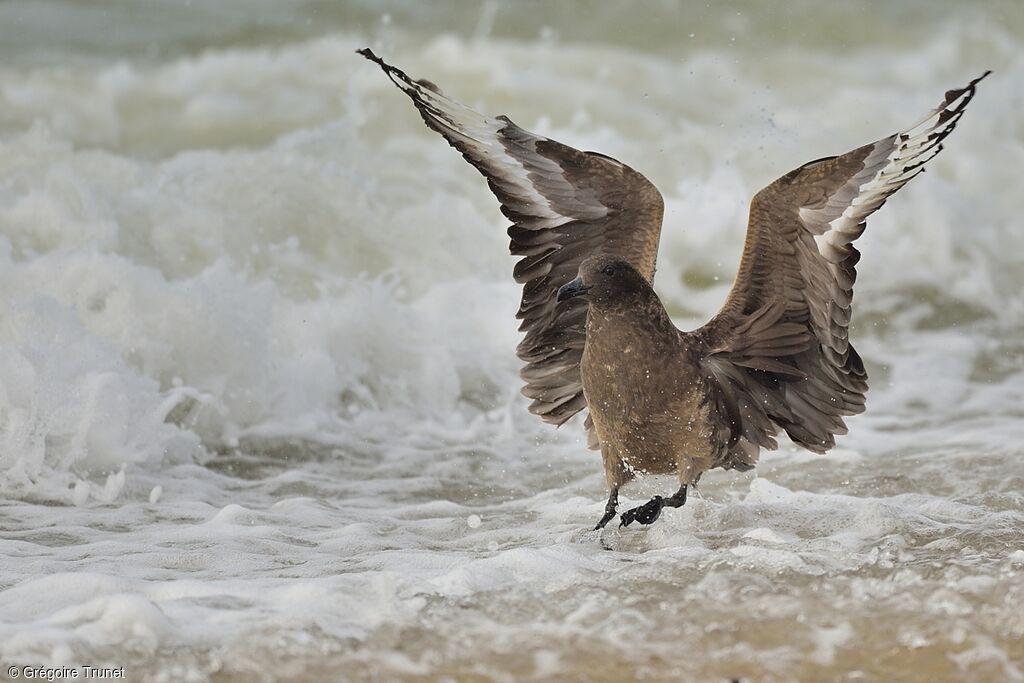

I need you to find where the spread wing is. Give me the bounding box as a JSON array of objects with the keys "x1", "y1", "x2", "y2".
[
  {"x1": 691, "y1": 71, "x2": 990, "y2": 463},
  {"x1": 359, "y1": 49, "x2": 664, "y2": 438}
]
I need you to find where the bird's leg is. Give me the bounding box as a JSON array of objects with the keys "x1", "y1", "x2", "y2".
[
  {"x1": 595, "y1": 447, "x2": 632, "y2": 531},
  {"x1": 620, "y1": 485, "x2": 687, "y2": 527},
  {"x1": 594, "y1": 486, "x2": 619, "y2": 530}
]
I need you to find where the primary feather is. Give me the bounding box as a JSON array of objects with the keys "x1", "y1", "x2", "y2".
[{"x1": 360, "y1": 48, "x2": 987, "y2": 487}]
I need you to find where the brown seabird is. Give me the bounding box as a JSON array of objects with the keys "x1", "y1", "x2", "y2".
[{"x1": 359, "y1": 48, "x2": 988, "y2": 530}]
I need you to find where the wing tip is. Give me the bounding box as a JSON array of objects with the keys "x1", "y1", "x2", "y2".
[
  {"x1": 356, "y1": 47, "x2": 379, "y2": 62},
  {"x1": 356, "y1": 47, "x2": 402, "y2": 83},
  {"x1": 357, "y1": 47, "x2": 427, "y2": 93},
  {"x1": 943, "y1": 69, "x2": 993, "y2": 105}
]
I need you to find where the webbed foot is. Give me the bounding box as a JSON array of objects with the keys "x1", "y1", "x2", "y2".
[
  {"x1": 619, "y1": 495, "x2": 664, "y2": 527},
  {"x1": 594, "y1": 487, "x2": 620, "y2": 530},
  {"x1": 594, "y1": 507, "x2": 617, "y2": 530}
]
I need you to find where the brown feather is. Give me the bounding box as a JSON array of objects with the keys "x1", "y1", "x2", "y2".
[
  {"x1": 362, "y1": 49, "x2": 987, "y2": 513},
  {"x1": 359, "y1": 49, "x2": 663, "y2": 442}
]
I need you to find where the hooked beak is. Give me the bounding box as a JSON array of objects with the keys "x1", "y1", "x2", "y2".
[{"x1": 556, "y1": 276, "x2": 592, "y2": 302}]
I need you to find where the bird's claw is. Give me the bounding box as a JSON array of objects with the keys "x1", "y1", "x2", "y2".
[{"x1": 619, "y1": 495, "x2": 664, "y2": 527}]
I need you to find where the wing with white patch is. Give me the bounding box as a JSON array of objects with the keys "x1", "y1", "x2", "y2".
[
  {"x1": 693, "y1": 71, "x2": 989, "y2": 462},
  {"x1": 359, "y1": 49, "x2": 664, "y2": 436}
]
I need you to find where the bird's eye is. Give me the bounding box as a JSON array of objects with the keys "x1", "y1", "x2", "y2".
[{"x1": 602, "y1": 265, "x2": 616, "y2": 276}]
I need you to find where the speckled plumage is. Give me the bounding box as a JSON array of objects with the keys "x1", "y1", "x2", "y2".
[{"x1": 361, "y1": 48, "x2": 988, "y2": 529}]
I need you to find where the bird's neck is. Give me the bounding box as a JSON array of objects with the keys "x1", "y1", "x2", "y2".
[{"x1": 585, "y1": 293, "x2": 678, "y2": 340}]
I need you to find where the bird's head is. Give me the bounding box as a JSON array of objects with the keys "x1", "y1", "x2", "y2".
[{"x1": 557, "y1": 255, "x2": 649, "y2": 308}]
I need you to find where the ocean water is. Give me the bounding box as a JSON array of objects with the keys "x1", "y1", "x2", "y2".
[{"x1": 1, "y1": 1, "x2": 1022, "y2": 681}]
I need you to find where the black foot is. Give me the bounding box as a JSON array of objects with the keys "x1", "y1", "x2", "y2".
[
  {"x1": 594, "y1": 507, "x2": 617, "y2": 531},
  {"x1": 620, "y1": 496, "x2": 664, "y2": 527},
  {"x1": 594, "y1": 488, "x2": 620, "y2": 531}
]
